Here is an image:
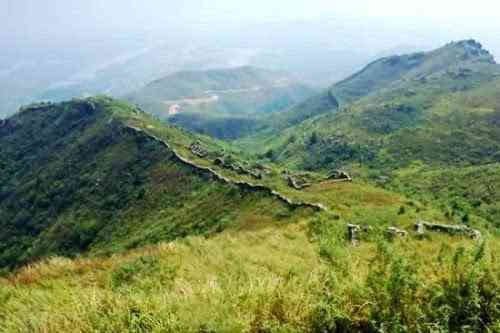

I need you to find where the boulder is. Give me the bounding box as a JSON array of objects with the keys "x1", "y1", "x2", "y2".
[
  {"x1": 214, "y1": 157, "x2": 225, "y2": 166},
  {"x1": 287, "y1": 175, "x2": 311, "y2": 190},
  {"x1": 328, "y1": 170, "x2": 353, "y2": 183},
  {"x1": 347, "y1": 224, "x2": 361, "y2": 246},
  {"x1": 387, "y1": 227, "x2": 408, "y2": 238},
  {"x1": 415, "y1": 222, "x2": 425, "y2": 235},
  {"x1": 190, "y1": 141, "x2": 208, "y2": 158},
  {"x1": 468, "y1": 229, "x2": 482, "y2": 241}
]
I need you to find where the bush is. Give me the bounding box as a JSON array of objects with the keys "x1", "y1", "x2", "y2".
[{"x1": 308, "y1": 223, "x2": 500, "y2": 333}]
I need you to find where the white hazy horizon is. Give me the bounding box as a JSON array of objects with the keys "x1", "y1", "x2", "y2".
[
  {"x1": 1, "y1": 0, "x2": 499, "y2": 117},
  {"x1": 2, "y1": 1, "x2": 500, "y2": 39}
]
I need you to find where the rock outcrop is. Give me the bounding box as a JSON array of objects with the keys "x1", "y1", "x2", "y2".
[
  {"x1": 347, "y1": 224, "x2": 361, "y2": 246},
  {"x1": 387, "y1": 227, "x2": 408, "y2": 239},
  {"x1": 190, "y1": 141, "x2": 208, "y2": 158},
  {"x1": 287, "y1": 175, "x2": 311, "y2": 190},
  {"x1": 416, "y1": 221, "x2": 482, "y2": 240},
  {"x1": 328, "y1": 170, "x2": 353, "y2": 183}
]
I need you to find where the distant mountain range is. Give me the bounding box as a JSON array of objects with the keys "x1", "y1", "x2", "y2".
[{"x1": 126, "y1": 66, "x2": 316, "y2": 139}]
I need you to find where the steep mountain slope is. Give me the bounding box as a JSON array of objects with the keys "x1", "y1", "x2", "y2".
[
  {"x1": 243, "y1": 40, "x2": 500, "y2": 168},
  {"x1": 126, "y1": 66, "x2": 315, "y2": 139},
  {"x1": 236, "y1": 40, "x2": 500, "y2": 225},
  {"x1": 0, "y1": 97, "x2": 314, "y2": 269},
  {"x1": 330, "y1": 39, "x2": 495, "y2": 104}
]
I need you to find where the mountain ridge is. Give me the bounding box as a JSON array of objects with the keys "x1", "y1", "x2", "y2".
[
  {"x1": 0, "y1": 97, "x2": 316, "y2": 269},
  {"x1": 234, "y1": 40, "x2": 500, "y2": 226},
  {"x1": 242, "y1": 39, "x2": 500, "y2": 165}
]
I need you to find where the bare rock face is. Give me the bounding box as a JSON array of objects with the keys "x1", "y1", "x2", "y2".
[{"x1": 456, "y1": 39, "x2": 496, "y2": 64}]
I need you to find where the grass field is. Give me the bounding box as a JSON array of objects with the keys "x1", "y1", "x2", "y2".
[{"x1": 1, "y1": 218, "x2": 499, "y2": 332}]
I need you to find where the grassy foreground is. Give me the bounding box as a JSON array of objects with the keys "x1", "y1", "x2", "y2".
[{"x1": 1, "y1": 217, "x2": 499, "y2": 332}]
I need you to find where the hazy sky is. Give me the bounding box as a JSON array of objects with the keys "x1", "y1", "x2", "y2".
[
  {"x1": 1, "y1": 0, "x2": 500, "y2": 116},
  {"x1": 3, "y1": 0, "x2": 500, "y2": 38},
  {"x1": 2, "y1": 0, "x2": 500, "y2": 63}
]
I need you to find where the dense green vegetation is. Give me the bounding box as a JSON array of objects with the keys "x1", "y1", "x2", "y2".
[
  {"x1": 386, "y1": 163, "x2": 500, "y2": 229},
  {"x1": 241, "y1": 40, "x2": 500, "y2": 166},
  {"x1": 237, "y1": 40, "x2": 500, "y2": 226},
  {"x1": 0, "y1": 97, "x2": 307, "y2": 270}
]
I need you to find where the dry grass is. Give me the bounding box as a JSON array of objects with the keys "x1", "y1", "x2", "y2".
[{"x1": 2, "y1": 219, "x2": 498, "y2": 332}]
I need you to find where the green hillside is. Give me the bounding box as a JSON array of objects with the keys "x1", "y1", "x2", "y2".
[
  {"x1": 235, "y1": 40, "x2": 500, "y2": 226},
  {"x1": 331, "y1": 39, "x2": 495, "y2": 104},
  {"x1": 126, "y1": 66, "x2": 315, "y2": 139},
  {"x1": 0, "y1": 97, "x2": 316, "y2": 270},
  {"x1": 387, "y1": 162, "x2": 500, "y2": 228},
  {"x1": 2, "y1": 202, "x2": 499, "y2": 332},
  {"x1": 2, "y1": 41, "x2": 500, "y2": 332},
  {"x1": 1, "y1": 96, "x2": 466, "y2": 271}
]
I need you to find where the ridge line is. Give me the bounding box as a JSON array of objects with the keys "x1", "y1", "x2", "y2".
[{"x1": 125, "y1": 125, "x2": 327, "y2": 212}]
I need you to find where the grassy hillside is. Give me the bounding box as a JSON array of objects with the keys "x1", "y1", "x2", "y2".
[
  {"x1": 1, "y1": 217, "x2": 499, "y2": 332},
  {"x1": 241, "y1": 40, "x2": 500, "y2": 164},
  {"x1": 386, "y1": 162, "x2": 500, "y2": 228},
  {"x1": 330, "y1": 39, "x2": 495, "y2": 104},
  {"x1": 0, "y1": 96, "x2": 462, "y2": 271},
  {"x1": 0, "y1": 97, "x2": 314, "y2": 270},
  {"x1": 234, "y1": 40, "x2": 500, "y2": 227},
  {"x1": 126, "y1": 66, "x2": 315, "y2": 139},
  {"x1": 2, "y1": 41, "x2": 500, "y2": 332}
]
